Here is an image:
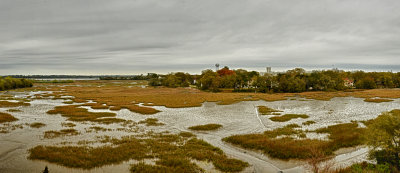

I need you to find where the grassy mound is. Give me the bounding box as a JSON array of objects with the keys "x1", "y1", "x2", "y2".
[
  {"x1": 189, "y1": 124, "x2": 222, "y2": 131},
  {"x1": 269, "y1": 114, "x2": 309, "y2": 122},
  {"x1": 0, "y1": 112, "x2": 18, "y2": 123}
]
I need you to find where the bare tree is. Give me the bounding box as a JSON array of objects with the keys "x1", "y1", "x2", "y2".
[{"x1": 307, "y1": 147, "x2": 335, "y2": 173}]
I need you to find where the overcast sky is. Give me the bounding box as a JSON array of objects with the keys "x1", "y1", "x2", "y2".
[{"x1": 1, "y1": 0, "x2": 400, "y2": 75}]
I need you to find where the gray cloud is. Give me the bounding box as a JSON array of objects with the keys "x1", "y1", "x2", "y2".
[{"x1": 1, "y1": 0, "x2": 400, "y2": 75}]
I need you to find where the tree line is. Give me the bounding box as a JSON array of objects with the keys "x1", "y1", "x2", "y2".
[
  {"x1": 0, "y1": 77, "x2": 33, "y2": 91},
  {"x1": 149, "y1": 67, "x2": 400, "y2": 92},
  {"x1": 100, "y1": 74, "x2": 159, "y2": 80}
]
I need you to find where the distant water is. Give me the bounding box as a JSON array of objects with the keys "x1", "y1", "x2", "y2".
[{"x1": 29, "y1": 78, "x2": 99, "y2": 80}]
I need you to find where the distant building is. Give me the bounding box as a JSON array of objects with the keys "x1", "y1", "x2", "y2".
[
  {"x1": 266, "y1": 67, "x2": 272, "y2": 73},
  {"x1": 260, "y1": 67, "x2": 275, "y2": 76},
  {"x1": 344, "y1": 78, "x2": 354, "y2": 87}
]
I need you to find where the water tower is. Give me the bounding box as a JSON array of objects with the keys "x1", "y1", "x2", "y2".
[
  {"x1": 266, "y1": 67, "x2": 272, "y2": 73},
  {"x1": 215, "y1": 64, "x2": 220, "y2": 71}
]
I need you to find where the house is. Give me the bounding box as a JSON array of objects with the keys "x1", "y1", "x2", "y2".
[{"x1": 344, "y1": 78, "x2": 354, "y2": 87}]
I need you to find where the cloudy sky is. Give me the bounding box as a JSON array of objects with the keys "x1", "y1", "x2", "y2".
[{"x1": 1, "y1": 0, "x2": 400, "y2": 75}]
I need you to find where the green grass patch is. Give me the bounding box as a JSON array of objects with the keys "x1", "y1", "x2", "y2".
[
  {"x1": 0, "y1": 112, "x2": 18, "y2": 123},
  {"x1": 269, "y1": 114, "x2": 309, "y2": 122},
  {"x1": 188, "y1": 124, "x2": 222, "y2": 131},
  {"x1": 257, "y1": 106, "x2": 282, "y2": 115},
  {"x1": 30, "y1": 122, "x2": 46, "y2": 128}
]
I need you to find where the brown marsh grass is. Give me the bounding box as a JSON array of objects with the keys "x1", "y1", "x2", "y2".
[
  {"x1": 82, "y1": 103, "x2": 110, "y2": 109},
  {"x1": 86, "y1": 126, "x2": 112, "y2": 133},
  {"x1": 32, "y1": 81, "x2": 400, "y2": 115},
  {"x1": 0, "y1": 112, "x2": 18, "y2": 123},
  {"x1": 47, "y1": 105, "x2": 125, "y2": 124},
  {"x1": 6, "y1": 109, "x2": 22, "y2": 112},
  {"x1": 130, "y1": 162, "x2": 200, "y2": 173},
  {"x1": 0, "y1": 101, "x2": 30, "y2": 108},
  {"x1": 0, "y1": 123, "x2": 23, "y2": 133},
  {"x1": 223, "y1": 122, "x2": 365, "y2": 160},
  {"x1": 44, "y1": 129, "x2": 80, "y2": 139},
  {"x1": 188, "y1": 124, "x2": 223, "y2": 131},
  {"x1": 138, "y1": 118, "x2": 165, "y2": 126},
  {"x1": 263, "y1": 124, "x2": 305, "y2": 138},
  {"x1": 61, "y1": 122, "x2": 76, "y2": 127},
  {"x1": 269, "y1": 114, "x2": 309, "y2": 122},
  {"x1": 30, "y1": 122, "x2": 46, "y2": 128},
  {"x1": 29, "y1": 133, "x2": 248, "y2": 172},
  {"x1": 302, "y1": 120, "x2": 316, "y2": 126},
  {"x1": 257, "y1": 106, "x2": 282, "y2": 115}
]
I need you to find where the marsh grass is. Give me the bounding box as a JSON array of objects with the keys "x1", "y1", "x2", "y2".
[
  {"x1": 188, "y1": 124, "x2": 222, "y2": 131},
  {"x1": 61, "y1": 122, "x2": 76, "y2": 127},
  {"x1": 364, "y1": 98, "x2": 394, "y2": 103},
  {"x1": 0, "y1": 112, "x2": 18, "y2": 123},
  {"x1": 179, "y1": 131, "x2": 195, "y2": 138},
  {"x1": 138, "y1": 118, "x2": 165, "y2": 126},
  {"x1": 62, "y1": 101, "x2": 74, "y2": 104},
  {"x1": 315, "y1": 123, "x2": 365, "y2": 149},
  {"x1": 29, "y1": 133, "x2": 248, "y2": 172},
  {"x1": 30, "y1": 122, "x2": 46, "y2": 128},
  {"x1": 223, "y1": 122, "x2": 365, "y2": 160},
  {"x1": 130, "y1": 162, "x2": 202, "y2": 173},
  {"x1": 264, "y1": 124, "x2": 305, "y2": 138},
  {"x1": 47, "y1": 105, "x2": 125, "y2": 124},
  {"x1": 224, "y1": 134, "x2": 330, "y2": 160},
  {"x1": 0, "y1": 123, "x2": 23, "y2": 133},
  {"x1": 270, "y1": 114, "x2": 309, "y2": 122},
  {"x1": 257, "y1": 106, "x2": 282, "y2": 115},
  {"x1": 86, "y1": 126, "x2": 112, "y2": 133},
  {"x1": 83, "y1": 103, "x2": 110, "y2": 109},
  {"x1": 303, "y1": 120, "x2": 316, "y2": 126},
  {"x1": 31, "y1": 81, "x2": 400, "y2": 117},
  {"x1": 0, "y1": 101, "x2": 30, "y2": 108},
  {"x1": 6, "y1": 109, "x2": 22, "y2": 112},
  {"x1": 336, "y1": 161, "x2": 395, "y2": 173},
  {"x1": 44, "y1": 129, "x2": 80, "y2": 139}
]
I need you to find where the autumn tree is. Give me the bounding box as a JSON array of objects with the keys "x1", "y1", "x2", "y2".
[{"x1": 366, "y1": 109, "x2": 400, "y2": 170}]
